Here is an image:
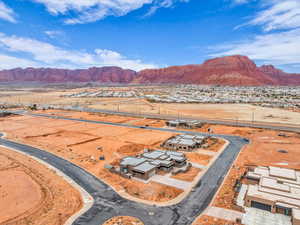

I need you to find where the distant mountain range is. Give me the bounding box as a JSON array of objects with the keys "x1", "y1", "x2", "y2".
[{"x1": 1, "y1": 55, "x2": 300, "y2": 86}]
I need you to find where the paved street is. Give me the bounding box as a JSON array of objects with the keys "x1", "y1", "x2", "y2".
[{"x1": 67, "y1": 106, "x2": 300, "y2": 133}]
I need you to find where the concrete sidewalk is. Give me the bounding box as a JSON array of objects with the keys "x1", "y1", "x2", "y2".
[{"x1": 191, "y1": 162, "x2": 207, "y2": 169}]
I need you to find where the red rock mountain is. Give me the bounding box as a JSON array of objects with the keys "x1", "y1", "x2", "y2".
[
  {"x1": 136, "y1": 55, "x2": 300, "y2": 86},
  {"x1": 0, "y1": 55, "x2": 299, "y2": 85},
  {"x1": 0, "y1": 67, "x2": 137, "y2": 83}
]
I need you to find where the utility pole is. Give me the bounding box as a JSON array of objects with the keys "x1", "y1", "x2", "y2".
[{"x1": 252, "y1": 111, "x2": 254, "y2": 123}]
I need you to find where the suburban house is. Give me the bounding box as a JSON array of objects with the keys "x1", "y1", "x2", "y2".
[
  {"x1": 110, "y1": 149, "x2": 190, "y2": 180},
  {"x1": 237, "y1": 166, "x2": 300, "y2": 225},
  {"x1": 166, "y1": 119, "x2": 203, "y2": 129},
  {"x1": 162, "y1": 134, "x2": 207, "y2": 151}
]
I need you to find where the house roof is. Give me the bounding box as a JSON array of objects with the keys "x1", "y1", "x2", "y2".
[
  {"x1": 133, "y1": 162, "x2": 157, "y2": 173},
  {"x1": 269, "y1": 166, "x2": 297, "y2": 181},
  {"x1": 166, "y1": 151, "x2": 184, "y2": 157},
  {"x1": 142, "y1": 151, "x2": 165, "y2": 159},
  {"x1": 169, "y1": 155, "x2": 186, "y2": 162},
  {"x1": 120, "y1": 157, "x2": 146, "y2": 167},
  {"x1": 150, "y1": 159, "x2": 174, "y2": 167}
]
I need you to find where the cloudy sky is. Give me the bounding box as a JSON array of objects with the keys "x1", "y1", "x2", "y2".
[{"x1": 0, "y1": 0, "x2": 299, "y2": 72}]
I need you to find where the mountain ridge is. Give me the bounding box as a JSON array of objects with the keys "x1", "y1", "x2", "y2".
[{"x1": 0, "y1": 55, "x2": 299, "y2": 86}]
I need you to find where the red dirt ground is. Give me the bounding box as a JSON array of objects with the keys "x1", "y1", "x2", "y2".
[
  {"x1": 0, "y1": 146, "x2": 82, "y2": 225},
  {"x1": 103, "y1": 216, "x2": 144, "y2": 225}
]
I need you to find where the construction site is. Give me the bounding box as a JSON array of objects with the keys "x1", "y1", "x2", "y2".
[
  {"x1": 0, "y1": 107, "x2": 300, "y2": 225},
  {"x1": 0, "y1": 109, "x2": 227, "y2": 207}
]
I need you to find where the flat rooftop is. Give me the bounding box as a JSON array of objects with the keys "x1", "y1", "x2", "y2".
[
  {"x1": 142, "y1": 151, "x2": 165, "y2": 159},
  {"x1": 133, "y1": 162, "x2": 156, "y2": 173},
  {"x1": 245, "y1": 166, "x2": 300, "y2": 209},
  {"x1": 120, "y1": 157, "x2": 146, "y2": 167},
  {"x1": 269, "y1": 166, "x2": 297, "y2": 181}
]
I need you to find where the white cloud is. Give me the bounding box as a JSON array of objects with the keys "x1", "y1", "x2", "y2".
[
  {"x1": 249, "y1": 0, "x2": 300, "y2": 31},
  {"x1": 0, "y1": 33, "x2": 157, "y2": 70},
  {"x1": 144, "y1": 0, "x2": 189, "y2": 17},
  {"x1": 0, "y1": 1, "x2": 17, "y2": 23},
  {"x1": 209, "y1": 0, "x2": 300, "y2": 70},
  {"x1": 30, "y1": 0, "x2": 188, "y2": 24},
  {"x1": 232, "y1": 0, "x2": 251, "y2": 5},
  {"x1": 0, "y1": 54, "x2": 39, "y2": 69},
  {"x1": 44, "y1": 30, "x2": 64, "y2": 39},
  {"x1": 210, "y1": 28, "x2": 300, "y2": 66}
]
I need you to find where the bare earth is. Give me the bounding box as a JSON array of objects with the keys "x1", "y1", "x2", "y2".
[
  {"x1": 0, "y1": 146, "x2": 82, "y2": 225},
  {"x1": 193, "y1": 215, "x2": 238, "y2": 225},
  {"x1": 103, "y1": 216, "x2": 144, "y2": 225},
  {"x1": 171, "y1": 167, "x2": 201, "y2": 182}
]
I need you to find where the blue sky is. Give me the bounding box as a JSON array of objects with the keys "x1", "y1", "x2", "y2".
[{"x1": 0, "y1": 0, "x2": 299, "y2": 72}]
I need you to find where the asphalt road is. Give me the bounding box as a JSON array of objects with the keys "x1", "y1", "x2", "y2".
[
  {"x1": 66, "y1": 106, "x2": 300, "y2": 133},
  {"x1": 1, "y1": 111, "x2": 249, "y2": 224}
]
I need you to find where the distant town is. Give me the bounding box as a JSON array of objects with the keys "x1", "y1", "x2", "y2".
[{"x1": 64, "y1": 85, "x2": 300, "y2": 110}]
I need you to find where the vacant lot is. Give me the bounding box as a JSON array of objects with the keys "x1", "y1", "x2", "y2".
[
  {"x1": 103, "y1": 216, "x2": 144, "y2": 225},
  {"x1": 0, "y1": 147, "x2": 82, "y2": 225}
]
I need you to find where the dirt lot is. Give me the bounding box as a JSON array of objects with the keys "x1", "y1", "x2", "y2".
[
  {"x1": 171, "y1": 167, "x2": 201, "y2": 182},
  {"x1": 0, "y1": 146, "x2": 82, "y2": 225},
  {"x1": 193, "y1": 215, "x2": 238, "y2": 225},
  {"x1": 185, "y1": 152, "x2": 212, "y2": 166},
  {"x1": 204, "y1": 138, "x2": 226, "y2": 152},
  {"x1": 103, "y1": 216, "x2": 144, "y2": 225},
  {"x1": 0, "y1": 112, "x2": 188, "y2": 203},
  {"x1": 89, "y1": 101, "x2": 300, "y2": 125}
]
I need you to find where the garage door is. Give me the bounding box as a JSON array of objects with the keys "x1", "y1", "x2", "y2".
[{"x1": 251, "y1": 201, "x2": 272, "y2": 212}]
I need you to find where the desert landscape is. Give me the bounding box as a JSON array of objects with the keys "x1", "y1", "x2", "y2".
[
  {"x1": 1, "y1": 106, "x2": 299, "y2": 224},
  {"x1": 0, "y1": 146, "x2": 82, "y2": 225},
  {"x1": 1, "y1": 85, "x2": 299, "y2": 126},
  {"x1": 1, "y1": 0, "x2": 300, "y2": 224}
]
